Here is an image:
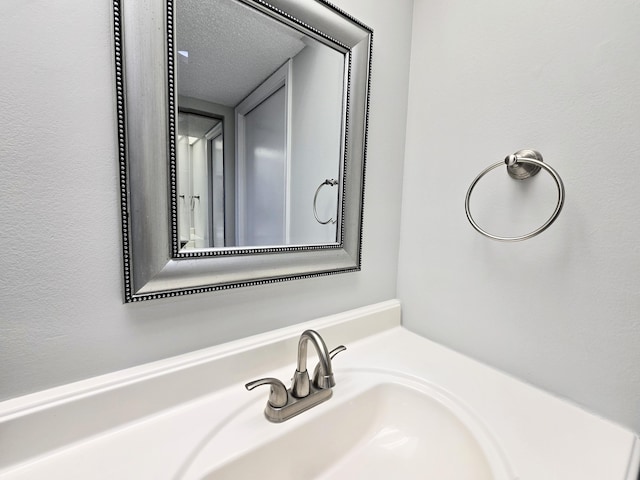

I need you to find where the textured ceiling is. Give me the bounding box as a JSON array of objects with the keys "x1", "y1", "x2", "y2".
[{"x1": 176, "y1": 0, "x2": 306, "y2": 107}]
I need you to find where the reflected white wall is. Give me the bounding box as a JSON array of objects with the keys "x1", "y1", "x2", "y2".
[{"x1": 290, "y1": 41, "x2": 344, "y2": 244}]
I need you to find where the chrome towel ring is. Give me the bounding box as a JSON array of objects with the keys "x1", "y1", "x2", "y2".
[
  {"x1": 313, "y1": 179, "x2": 339, "y2": 225},
  {"x1": 465, "y1": 150, "x2": 565, "y2": 242}
]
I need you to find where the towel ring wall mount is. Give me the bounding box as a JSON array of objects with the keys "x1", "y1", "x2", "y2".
[{"x1": 465, "y1": 150, "x2": 565, "y2": 242}]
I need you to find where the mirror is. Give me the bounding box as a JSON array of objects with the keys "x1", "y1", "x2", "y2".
[
  {"x1": 114, "y1": 0, "x2": 372, "y2": 301},
  {"x1": 175, "y1": 0, "x2": 345, "y2": 250}
]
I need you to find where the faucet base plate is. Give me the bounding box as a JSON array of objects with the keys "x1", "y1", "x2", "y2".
[{"x1": 264, "y1": 386, "x2": 333, "y2": 423}]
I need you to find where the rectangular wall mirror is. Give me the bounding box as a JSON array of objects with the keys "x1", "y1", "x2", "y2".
[{"x1": 114, "y1": 0, "x2": 373, "y2": 301}]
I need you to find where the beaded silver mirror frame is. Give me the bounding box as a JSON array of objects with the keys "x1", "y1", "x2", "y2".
[{"x1": 113, "y1": 0, "x2": 373, "y2": 302}]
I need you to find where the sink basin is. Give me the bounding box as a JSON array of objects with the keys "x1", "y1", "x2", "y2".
[
  {"x1": 180, "y1": 371, "x2": 512, "y2": 479},
  {"x1": 2, "y1": 304, "x2": 637, "y2": 479}
]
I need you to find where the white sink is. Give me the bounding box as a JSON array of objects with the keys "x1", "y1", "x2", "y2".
[
  {"x1": 1, "y1": 302, "x2": 636, "y2": 479},
  {"x1": 180, "y1": 371, "x2": 513, "y2": 480}
]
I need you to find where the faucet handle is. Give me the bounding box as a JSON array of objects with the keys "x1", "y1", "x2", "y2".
[
  {"x1": 328, "y1": 345, "x2": 347, "y2": 359},
  {"x1": 245, "y1": 377, "x2": 288, "y2": 408},
  {"x1": 312, "y1": 345, "x2": 346, "y2": 388}
]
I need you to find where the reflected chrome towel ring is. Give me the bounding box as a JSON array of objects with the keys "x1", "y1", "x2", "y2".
[
  {"x1": 465, "y1": 150, "x2": 565, "y2": 242},
  {"x1": 313, "y1": 179, "x2": 338, "y2": 225}
]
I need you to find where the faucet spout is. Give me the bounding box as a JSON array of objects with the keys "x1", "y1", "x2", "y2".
[{"x1": 291, "y1": 330, "x2": 335, "y2": 398}]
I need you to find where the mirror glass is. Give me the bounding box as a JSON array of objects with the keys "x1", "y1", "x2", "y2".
[
  {"x1": 114, "y1": 0, "x2": 372, "y2": 301},
  {"x1": 177, "y1": 112, "x2": 226, "y2": 248},
  {"x1": 175, "y1": 0, "x2": 345, "y2": 251}
]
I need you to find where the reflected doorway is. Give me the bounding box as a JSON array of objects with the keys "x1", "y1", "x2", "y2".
[{"x1": 177, "y1": 112, "x2": 225, "y2": 249}]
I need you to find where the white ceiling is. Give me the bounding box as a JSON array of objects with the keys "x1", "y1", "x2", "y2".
[{"x1": 176, "y1": 0, "x2": 306, "y2": 107}]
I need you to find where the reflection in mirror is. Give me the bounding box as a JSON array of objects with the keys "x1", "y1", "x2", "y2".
[
  {"x1": 177, "y1": 112, "x2": 225, "y2": 249},
  {"x1": 175, "y1": 0, "x2": 345, "y2": 251}
]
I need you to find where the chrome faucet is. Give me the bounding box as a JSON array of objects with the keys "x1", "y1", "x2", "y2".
[{"x1": 246, "y1": 329, "x2": 345, "y2": 423}]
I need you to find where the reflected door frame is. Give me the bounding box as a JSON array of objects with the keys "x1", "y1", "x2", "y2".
[
  {"x1": 204, "y1": 122, "x2": 225, "y2": 247},
  {"x1": 235, "y1": 60, "x2": 293, "y2": 246}
]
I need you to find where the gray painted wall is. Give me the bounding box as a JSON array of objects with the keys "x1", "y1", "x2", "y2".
[
  {"x1": 399, "y1": 0, "x2": 640, "y2": 432},
  {"x1": 0, "y1": 0, "x2": 414, "y2": 401},
  {"x1": 5, "y1": 0, "x2": 639, "y2": 437}
]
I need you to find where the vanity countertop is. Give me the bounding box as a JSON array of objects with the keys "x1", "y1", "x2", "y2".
[{"x1": 0, "y1": 300, "x2": 637, "y2": 479}]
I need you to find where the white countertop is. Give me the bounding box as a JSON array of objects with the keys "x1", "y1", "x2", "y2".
[{"x1": 1, "y1": 300, "x2": 637, "y2": 479}]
